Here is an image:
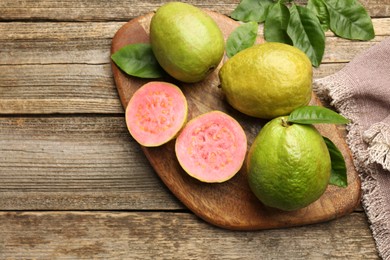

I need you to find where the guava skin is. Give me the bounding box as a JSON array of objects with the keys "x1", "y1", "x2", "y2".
[
  {"x1": 248, "y1": 116, "x2": 331, "y2": 211},
  {"x1": 219, "y1": 42, "x2": 313, "y2": 119},
  {"x1": 150, "y1": 2, "x2": 225, "y2": 83}
]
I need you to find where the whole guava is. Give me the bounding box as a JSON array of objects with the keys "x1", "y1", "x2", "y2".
[
  {"x1": 219, "y1": 42, "x2": 313, "y2": 119},
  {"x1": 247, "y1": 116, "x2": 331, "y2": 211},
  {"x1": 150, "y1": 2, "x2": 225, "y2": 83}
]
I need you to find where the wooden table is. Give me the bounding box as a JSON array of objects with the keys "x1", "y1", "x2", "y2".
[{"x1": 1, "y1": 1, "x2": 388, "y2": 258}]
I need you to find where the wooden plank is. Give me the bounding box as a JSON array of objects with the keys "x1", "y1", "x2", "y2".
[
  {"x1": 0, "y1": 0, "x2": 238, "y2": 21},
  {"x1": 0, "y1": 62, "x2": 345, "y2": 115},
  {"x1": 0, "y1": 21, "x2": 123, "y2": 40},
  {"x1": 0, "y1": 116, "x2": 182, "y2": 210},
  {"x1": 0, "y1": 61, "x2": 346, "y2": 115},
  {"x1": 360, "y1": 0, "x2": 390, "y2": 17},
  {"x1": 0, "y1": 17, "x2": 388, "y2": 115},
  {"x1": 0, "y1": 62, "x2": 354, "y2": 115},
  {"x1": 0, "y1": 116, "x2": 359, "y2": 212},
  {"x1": 0, "y1": 64, "x2": 123, "y2": 114},
  {"x1": 0, "y1": 22, "x2": 122, "y2": 65},
  {"x1": 0, "y1": 19, "x2": 389, "y2": 65},
  {"x1": 314, "y1": 63, "x2": 346, "y2": 79},
  {"x1": 0, "y1": 63, "x2": 344, "y2": 91},
  {"x1": 0, "y1": 211, "x2": 378, "y2": 259},
  {"x1": 0, "y1": 0, "x2": 388, "y2": 21},
  {"x1": 0, "y1": 62, "x2": 365, "y2": 115}
]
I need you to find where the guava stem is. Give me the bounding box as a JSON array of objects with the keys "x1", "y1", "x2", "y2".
[{"x1": 281, "y1": 118, "x2": 291, "y2": 127}]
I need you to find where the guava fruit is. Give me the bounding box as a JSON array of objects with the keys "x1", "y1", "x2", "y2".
[
  {"x1": 219, "y1": 42, "x2": 312, "y2": 119},
  {"x1": 247, "y1": 116, "x2": 331, "y2": 211},
  {"x1": 125, "y1": 81, "x2": 187, "y2": 147},
  {"x1": 150, "y1": 2, "x2": 225, "y2": 83},
  {"x1": 175, "y1": 111, "x2": 247, "y2": 183}
]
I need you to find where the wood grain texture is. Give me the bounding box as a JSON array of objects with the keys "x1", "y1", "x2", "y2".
[
  {"x1": 0, "y1": 0, "x2": 388, "y2": 21},
  {"x1": 1, "y1": 19, "x2": 389, "y2": 65},
  {"x1": 0, "y1": 62, "x2": 347, "y2": 115},
  {"x1": 0, "y1": 118, "x2": 354, "y2": 212},
  {"x1": 0, "y1": 0, "x2": 238, "y2": 21},
  {"x1": 0, "y1": 211, "x2": 379, "y2": 259},
  {"x1": 0, "y1": 64, "x2": 123, "y2": 114},
  {"x1": 1, "y1": 0, "x2": 388, "y2": 257},
  {"x1": 0, "y1": 116, "x2": 181, "y2": 210},
  {"x1": 0, "y1": 18, "x2": 388, "y2": 115}
]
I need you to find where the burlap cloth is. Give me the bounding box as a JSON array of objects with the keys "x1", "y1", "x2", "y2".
[{"x1": 314, "y1": 37, "x2": 390, "y2": 259}]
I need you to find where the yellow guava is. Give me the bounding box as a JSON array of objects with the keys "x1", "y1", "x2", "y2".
[{"x1": 219, "y1": 42, "x2": 312, "y2": 119}]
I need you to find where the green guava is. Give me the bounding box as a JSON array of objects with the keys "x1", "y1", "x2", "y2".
[
  {"x1": 247, "y1": 116, "x2": 331, "y2": 211},
  {"x1": 219, "y1": 42, "x2": 312, "y2": 119},
  {"x1": 150, "y1": 2, "x2": 225, "y2": 83},
  {"x1": 175, "y1": 111, "x2": 247, "y2": 183},
  {"x1": 125, "y1": 81, "x2": 188, "y2": 147}
]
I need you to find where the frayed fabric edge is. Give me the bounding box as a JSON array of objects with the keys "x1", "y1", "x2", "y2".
[
  {"x1": 314, "y1": 72, "x2": 390, "y2": 260},
  {"x1": 363, "y1": 122, "x2": 390, "y2": 172}
]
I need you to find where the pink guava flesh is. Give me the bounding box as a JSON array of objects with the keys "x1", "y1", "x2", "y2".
[
  {"x1": 126, "y1": 81, "x2": 188, "y2": 147},
  {"x1": 175, "y1": 111, "x2": 247, "y2": 183}
]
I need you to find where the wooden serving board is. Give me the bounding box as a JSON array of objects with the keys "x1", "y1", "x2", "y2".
[{"x1": 111, "y1": 10, "x2": 361, "y2": 230}]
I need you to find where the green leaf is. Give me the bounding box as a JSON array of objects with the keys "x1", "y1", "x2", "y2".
[
  {"x1": 287, "y1": 106, "x2": 350, "y2": 124},
  {"x1": 231, "y1": 0, "x2": 274, "y2": 23},
  {"x1": 111, "y1": 43, "x2": 165, "y2": 78},
  {"x1": 307, "y1": 0, "x2": 330, "y2": 31},
  {"x1": 323, "y1": 0, "x2": 375, "y2": 40},
  {"x1": 287, "y1": 4, "x2": 325, "y2": 67},
  {"x1": 323, "y1": 137, "x2": 348, "y2": 188},
  {"x1": 226, "y1": 22, "x2": 258, "y2": 58},
  {"x1": 264, "y1": 2, "x2": 293, "y2": 45}
]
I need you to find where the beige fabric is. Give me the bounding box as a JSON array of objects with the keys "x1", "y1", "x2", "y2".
[{"x1": 314, "y1": 37, "x2": 390, "y2": 259}]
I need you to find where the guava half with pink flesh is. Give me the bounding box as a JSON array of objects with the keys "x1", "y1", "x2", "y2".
[
  {"x1": 125, "y1": 81, "x2": 188, "y2": 147},
  {"x1": 175, "y1": 111, "x2": 247, "y2": 183}
]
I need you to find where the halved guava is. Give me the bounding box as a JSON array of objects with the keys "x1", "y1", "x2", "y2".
[
  {"x1": 125, "y1": 81, "x2": 188, "y2": 147},
  {"x1": 175, "y1": 111, "x2": 247, "y2": 183}
]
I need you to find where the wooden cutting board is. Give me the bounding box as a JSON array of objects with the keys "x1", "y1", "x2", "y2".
[{"x1": 111, "y1": 10, "x2": 361, "y2": 230}]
